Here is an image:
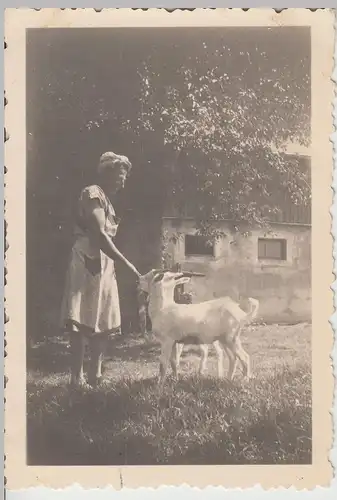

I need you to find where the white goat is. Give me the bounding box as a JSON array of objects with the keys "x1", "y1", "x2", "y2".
[{"x1": 138, "y1": 269, "x2": 259, "y2": 387}]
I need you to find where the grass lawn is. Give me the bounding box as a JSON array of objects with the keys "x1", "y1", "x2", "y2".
[{"x1": 27, "y1": 322, "x2": 312, "y2": 465}]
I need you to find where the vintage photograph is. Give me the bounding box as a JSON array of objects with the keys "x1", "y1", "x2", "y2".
[
  {"x1": 26, "y1": 24, "x2": 312, "y2": 467},
  {"x1": 4, "y1": 8, "x2": 334, "y2": 490}
]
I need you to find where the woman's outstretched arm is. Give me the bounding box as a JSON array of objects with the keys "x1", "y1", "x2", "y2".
[{"x1": 86, "y1": 198, "x2": 141, "y2": 278}]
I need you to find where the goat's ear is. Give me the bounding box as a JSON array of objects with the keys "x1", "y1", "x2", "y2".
[
  {"x1": 153, "y1": 268, "x2": 170, "y2": 276},
  {"x1": 174, "y1": 273, "x2": 185, "y2": 281},
  {"x1": 153, "y1": 272, "x2": 165, "y2": 283},
  {"x1": 174, "y1": 272, "x2": 205, "y2": 280}
]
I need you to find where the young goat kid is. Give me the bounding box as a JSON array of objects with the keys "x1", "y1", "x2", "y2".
[{"x1": 138, "y1": 269, "x2": 259, "y2": 387}]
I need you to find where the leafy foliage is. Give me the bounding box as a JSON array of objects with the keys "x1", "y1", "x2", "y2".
[
  {"x1": 122, "y1": 41, "x2": 311, "y2": 230},
  {"x1": 28, "y1": 29, "x2": 311, "y2": 232}
]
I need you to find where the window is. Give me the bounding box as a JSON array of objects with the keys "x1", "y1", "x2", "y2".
[
  {"x1": 185, "y1": 234, "x2": 214, "y2": 257},
  {"x1": 258, "y1": 238, "x2": 287, "y2": 261}
]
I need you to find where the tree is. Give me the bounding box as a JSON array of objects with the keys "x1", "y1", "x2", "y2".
[
  {"x1": 27, "y1": 28, "x2": 310, "y2": 235},
  {"x1": 122, "y1": 35, "x2": 311, "y2": 233}
]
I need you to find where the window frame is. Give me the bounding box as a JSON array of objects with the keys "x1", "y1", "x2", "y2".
[
  {"x1": 258, "y1": 238, "x2": 287, "y2": 261},
  {"x1": 184, "y1": 233, "x2": 215, "y2": 258}
]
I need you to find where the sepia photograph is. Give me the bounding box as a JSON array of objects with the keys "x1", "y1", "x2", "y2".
[
  {"x1": 4, "y1": 7, "x2": 334, "y2": 490},
  {"x1": 25, "y1": 23, "x2": 313, "y2": 467}
]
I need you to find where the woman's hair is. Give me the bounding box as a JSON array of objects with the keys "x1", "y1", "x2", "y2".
[{"x1": 98, "y1": 151, "x2": 132, "y2": 176}]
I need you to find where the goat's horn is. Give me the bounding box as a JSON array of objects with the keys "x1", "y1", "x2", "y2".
[{"x1": 182, "y1": 272, "x2": 206, "y2": 278}]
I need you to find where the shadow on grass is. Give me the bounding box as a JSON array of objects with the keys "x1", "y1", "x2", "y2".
[
  {"x1": 27, "y1": 376, "x2": 160, "y2": 465},
  {"x1": 27, "y1": 333, "x2": 161, "y2": 375},
  {"x1": 27, "y1": 368, "x2": 312, "y2": 466},
  {"x1": 27, "y1": 339, "x2": 71, "y2": 375}
]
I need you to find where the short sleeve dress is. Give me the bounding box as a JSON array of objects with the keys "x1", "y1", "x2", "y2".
[{"x1": 60, "y1": 185, "x2": 121, "y2": 335}]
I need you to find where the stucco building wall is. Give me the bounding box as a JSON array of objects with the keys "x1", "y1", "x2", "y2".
[{"x1": 162, "y1": 218, "x2": 311, "y2": 324}]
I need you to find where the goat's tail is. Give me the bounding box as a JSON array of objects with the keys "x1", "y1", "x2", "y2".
[{"x1": 246, "y1": 298, "x2": 259, "y2": 322}]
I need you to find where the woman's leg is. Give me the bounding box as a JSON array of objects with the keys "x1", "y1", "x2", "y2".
[
  {"x1": 88, "y1": 333, "x2": 108, "y2": 386},
  {"x1": 69, "y1": 331, "x2": 86, "y2": 386}
]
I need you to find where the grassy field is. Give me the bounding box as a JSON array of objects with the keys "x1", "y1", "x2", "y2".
[{"x1": 27, "y1": 322, "x2": 312, "y2": 465}]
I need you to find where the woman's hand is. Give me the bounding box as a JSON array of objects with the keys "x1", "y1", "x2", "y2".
[{"x1": 128, "y1": 263, "x2": 141, "y2": 279}]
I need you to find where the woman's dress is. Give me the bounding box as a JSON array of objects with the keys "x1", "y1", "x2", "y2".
[{"x1": 60, "y1": 185, "x2": 121, "y2": 335}]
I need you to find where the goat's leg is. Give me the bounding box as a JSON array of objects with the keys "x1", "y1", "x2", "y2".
[
  {"x1": 232, "y1": 338, "x2": 251, "y2": 380},
  {"x1": 69, "y1": 333, "x2": 86, "y2": 386},
  {"x1": 171, "y1": 343, "x2": 183, "y2": 378},
  {"x1": 176, "y1": 342, "x2": 184, "y2": 369},
  {"x1": 138, "y1": 304, "x2": 147, "y2": 334},
  {"x1": 213, "y1": 341, "x2": 224, "y2": 378},
  {"x1": 170, "y1": 344, "x2": 178, "y2": 379},
  {"x1": 223, "y1": 345, "x2": 238, "y2": 381},
  {"x1": 199, "y1": 344, "x2": 209, "y2": 375},
  {"x1": 159, "y1": 340, "x2": 175, "y2": 388},
  {"x1": 137, "y1": 288, "x2": 148, "y2": 334}
]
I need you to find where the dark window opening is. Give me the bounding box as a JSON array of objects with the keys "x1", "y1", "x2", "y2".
[
  {"x1": 185, "y1": 234, "x2": 214, "y2": 257},
  {"x1": 258, "y1": 238, "x2": 287, "y2": 261}
]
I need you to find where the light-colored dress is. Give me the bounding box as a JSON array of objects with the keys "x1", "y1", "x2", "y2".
[{"x1": 60, "y1": 185, "x2": 121, "y2": 335}]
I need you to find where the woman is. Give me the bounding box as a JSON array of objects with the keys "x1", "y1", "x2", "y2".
[{"x1": 60, "y1": 151, "x2": 141, "y2": 387}]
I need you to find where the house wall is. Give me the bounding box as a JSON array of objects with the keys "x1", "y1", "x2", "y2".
[{"x1": 162, "y1": 219, "x2": 311, "y2": 324}]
